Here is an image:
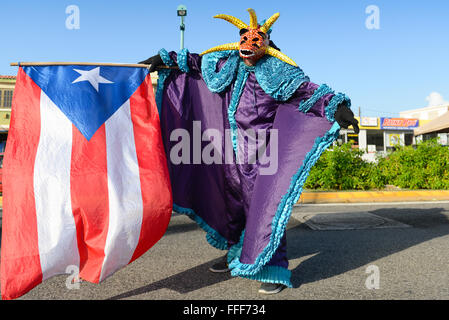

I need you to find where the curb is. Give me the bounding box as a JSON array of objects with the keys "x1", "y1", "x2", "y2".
[
  {"x1": 298, "y1": 190, "x2": 449, "y2": 204},
  {"x1": 1, "y1": 191, "x2": 449, "y2": 208}
]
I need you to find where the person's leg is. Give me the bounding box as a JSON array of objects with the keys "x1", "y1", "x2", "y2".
[
  {"x1": 266, "y1": 233, "x2": 288, "y2": 269},
  {"x1": 209, "y1": 163, "x2": 247, "y2": 273},
  {"x1": 258, "y1": 233, "x2": 288, "y2": 294}
]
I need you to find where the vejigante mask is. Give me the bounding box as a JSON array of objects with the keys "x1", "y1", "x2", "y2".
[{"x1": 201, "y1": 8, "x2": 297, "y2": 67}]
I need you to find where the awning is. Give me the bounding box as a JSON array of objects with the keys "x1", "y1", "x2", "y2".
[{"x1": 414, "y1": 111, "x2": 449, "y2": 136}]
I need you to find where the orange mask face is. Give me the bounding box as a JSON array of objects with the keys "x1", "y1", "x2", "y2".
[
  {"x1": 238, "y1": 28, "x2": 269, "y2": 62},
  {"x1": 200, "y1": 9, "x2": 298, "y2": 67}
]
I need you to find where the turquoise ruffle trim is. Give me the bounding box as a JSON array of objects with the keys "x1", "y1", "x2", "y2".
[
  {"x1": 255, "y1": 55, "x2": 309, "y2": 101},
  {"x1": 172, "y1": 203, "x2": 228, "y2": 250},
  {"x1": 159, "y1": 48, "x2": 175, "y2": 66},
  {"x1": 228, "y1": 62, "x2": 251, "y2": 154},
  {"x1": 177, "y1": 48, "x2": 190, "y2": 73},
  {"x1": 201, "y1": 50, "x2": 240, "y2": 93},
  {"x1": 299, "y1": 84, "x2": 333, "y2": 113},
  {"x1": 229, "y1": 122, "x2": 341, "y2": 277},
  {"x1": 226, "y1": 231, "x2": 292, "y2": 287},
  {"x1": 155, "y1": 48, "x2": 193, "y2": 114},
  {"x1": 325, "y1": 93, "x2": 352, "y2": 123},
  {"x1": 201, "y1": 51, "x2": 309, "y2": 102},
  {"x1": 155, "y1": 48, "x2": 175, "y2": 115},
  {"x1": 155, "y1": 69, "x2": 171, "y2": 114},
  {"x1": 235, "y1": 265, "x2": 293, "y2": 288}
]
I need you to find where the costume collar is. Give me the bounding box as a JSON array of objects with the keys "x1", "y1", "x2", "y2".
[{"x1": 201, "y1": 51, "x2": 309, "y2": 101}]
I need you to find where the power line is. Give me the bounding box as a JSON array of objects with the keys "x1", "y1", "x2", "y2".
[{"x1": 359, "y1": 107, "x2": 401, "y2": 116}]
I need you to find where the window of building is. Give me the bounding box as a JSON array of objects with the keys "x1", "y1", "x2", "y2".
[
  {"x1": 423, "y1": 133, "x2": 437, "y2": 141},
  {"x1": 337, "y1": 133, "x2": 346, "y2": 145},
  {"x1": 405, "y1": 133, "x2": 414, "y2": 146},
  {"x1": 0, "y1": 90, "x2": 2, "y2": 106},
  {"x1": 366, "y1": 130, "x2": 384, "y2": 152},
  {"x1": 2, "y1": 90, "x2": 13, "y2": 108},
  {"x1": 347, "y1": 133, "x2": 359, "y2": 147}
]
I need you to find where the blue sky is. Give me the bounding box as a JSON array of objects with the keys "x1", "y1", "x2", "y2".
[{"x1": 1, "y1": 0, "x2": 448, "y2": 117}]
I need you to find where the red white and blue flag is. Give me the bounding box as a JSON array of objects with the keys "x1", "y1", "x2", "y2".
[{"x1": 0, "y1": 65, "x2": 173, "y2": 300}]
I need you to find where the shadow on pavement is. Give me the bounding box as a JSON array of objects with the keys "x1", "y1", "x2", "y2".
[
  {"x1": 2, "y1": 206, "x2": 447, "y2": 298},
  {"x1": 162, "y1": 220, "x2": 200, "y2": 236},
  {"x1": 108, "y1": 207, "x2": 449, "y2": 298},
  {"x1": 288, "y1": 207, "x2": 449, "y2": 288},
  {"x1": 107, "y1": 256, "x2": 231, "y2": 300}
]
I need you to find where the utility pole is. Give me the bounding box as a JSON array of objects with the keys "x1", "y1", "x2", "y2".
[{"x1": 177, "y1": 5, "x2": 187, "y2": 50}]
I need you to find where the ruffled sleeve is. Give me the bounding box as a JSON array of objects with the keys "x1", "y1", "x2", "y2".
[
  {"x1": 293, "y1": 82, "x2": 352, "y2": 123},
  {"x1": 160, "y1": 48, "x2": 203, "y2": 73}
]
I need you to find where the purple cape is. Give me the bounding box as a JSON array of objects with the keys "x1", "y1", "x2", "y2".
[{"x1": 155, "y1": 48, "x2": 350, "y2": 286}]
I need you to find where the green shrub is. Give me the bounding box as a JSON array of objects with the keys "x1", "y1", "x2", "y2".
[
  {"x1": 305, "y1": 142, "x2": 384, "y2": 190},
  {"x1": 305, "y1": 139, "x2": 449, "y2": 191},
  {"x1": 377, "y1": 139, "x2": 449, "y2": 190}
]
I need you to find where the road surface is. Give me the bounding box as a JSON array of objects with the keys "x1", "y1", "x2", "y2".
[{"x1": 1, "y1": 201, "x2": 449, "y2": 300}]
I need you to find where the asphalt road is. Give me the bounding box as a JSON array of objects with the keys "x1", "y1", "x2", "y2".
[{"x1": 1, "y1": 201, "x2": 449, "y2": 300}]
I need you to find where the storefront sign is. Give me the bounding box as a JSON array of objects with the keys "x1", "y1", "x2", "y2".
[
  {"x1": 355, "y1": 117, "x2": 380, "y2": 130},
  {"x1": 367, "y1": 145, "x2": 376, "y2": 153},
  {"x1": 360, "y1": 117, "x2": 378, "y2": 127},
  {"x1": 380, "y1": 118, "x2": 419, "y2": 130},
  {"x1": 385, "y1": 133, "x2": 404, "y2": 147}
]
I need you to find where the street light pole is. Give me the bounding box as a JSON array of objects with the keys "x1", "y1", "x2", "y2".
[
  {"x1": 180, "y1": 15, "x2": 185, "y2": 50},
  {"x1": 177, "y1": 5, "x2": 187, "y2": 50}
]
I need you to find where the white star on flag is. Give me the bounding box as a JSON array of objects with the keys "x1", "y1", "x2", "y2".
[{"x1": 72, "y1": 67, "x2": 113, "y2": 92}]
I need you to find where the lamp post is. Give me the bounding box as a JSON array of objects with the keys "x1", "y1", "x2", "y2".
[{"x1": 177, "y1": 5, "x2": 187, "y2": 50}]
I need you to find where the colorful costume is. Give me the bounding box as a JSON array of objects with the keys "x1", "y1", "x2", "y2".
[{"x1": 145, "y1": 8, "x2": 357, "y2": 288}]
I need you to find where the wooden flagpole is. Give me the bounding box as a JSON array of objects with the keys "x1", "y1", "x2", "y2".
[{"x1": 10, "y1": 62, "x2": 179, "y2": 69}]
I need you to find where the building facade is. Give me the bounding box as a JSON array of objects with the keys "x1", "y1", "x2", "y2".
[
  {"x1": 400, "y1": 103, "x2": 449, "y2": 144},
  {"x1": 340, "y1": 116, "x2": 423, "y2": 162},
  {"x1": 0, "y1": 75, "x2": 15, "y2": 152},
  {"x1": 400, "y1": 104, "x2": 449, "y2": 121}
]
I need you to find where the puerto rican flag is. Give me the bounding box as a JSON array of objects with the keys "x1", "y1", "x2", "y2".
[{"x1": 0, "y1": 65, "x2": 173, "y2": 300}]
